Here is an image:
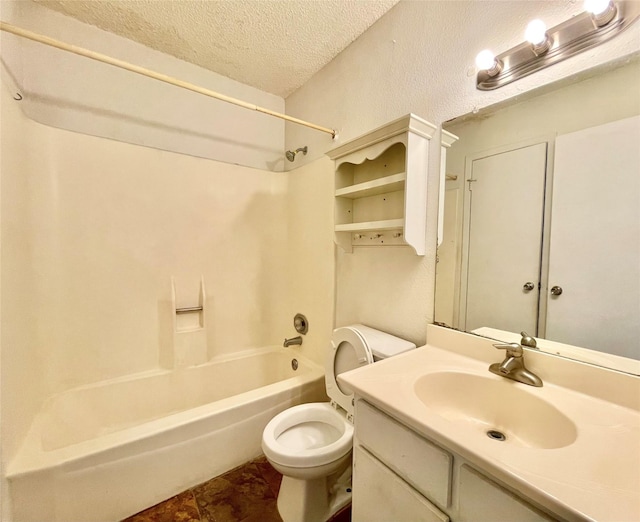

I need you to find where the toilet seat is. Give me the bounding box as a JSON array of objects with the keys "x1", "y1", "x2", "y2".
[
  {"x1": 325, "y1": 326, "x2": 373, "y2": 418},
  {"x1": 262, "y1": 403, "x2": 354, "y2": 469}
]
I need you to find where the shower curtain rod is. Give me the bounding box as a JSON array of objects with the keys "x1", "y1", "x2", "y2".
[{"x1": 0, "y1": 21, "x2": 337, "y2": 138}]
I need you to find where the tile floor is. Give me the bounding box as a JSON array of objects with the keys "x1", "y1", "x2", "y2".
[{"x1": 122, "y1": 455, "x2": 351, "y2": 522}]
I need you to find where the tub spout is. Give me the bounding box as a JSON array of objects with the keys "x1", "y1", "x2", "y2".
[{"x1": 283, "y1": 336, "x2": 303, "y2": 347}]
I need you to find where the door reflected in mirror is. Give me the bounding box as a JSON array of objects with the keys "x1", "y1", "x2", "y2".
[{"x1": 436, "y1": 58, "x2": 640, "y2": 374}]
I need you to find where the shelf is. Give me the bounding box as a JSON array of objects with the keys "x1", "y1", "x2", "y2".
[
  {"x1": 327, "y1": 114, "x2": 437, "y2": 255},
  {"x1": 335, "y1": 219, "x2": 404, "y2": 232},
  {"x1": 335, "y1": 173, "x2": 406, "y2": 199}
]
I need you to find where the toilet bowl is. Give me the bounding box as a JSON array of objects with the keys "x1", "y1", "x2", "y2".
[
  {"x1": 262, "y1": 402, "x2": 354, "y2": 479},
  {"x1": 262, "y1": 324, "x2": 415, "y2": 522}
]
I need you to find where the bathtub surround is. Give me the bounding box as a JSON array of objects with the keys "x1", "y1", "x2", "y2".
[{"x1": 0, "y1": 82, "x2": 287, "y2": 394}]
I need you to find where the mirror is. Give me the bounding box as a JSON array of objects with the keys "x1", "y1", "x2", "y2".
[{"x1": 436, "y1": 57, "x2": 640, "y2": 375}]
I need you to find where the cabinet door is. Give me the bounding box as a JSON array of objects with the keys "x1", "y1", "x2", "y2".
[
  {"x1": 353, "y1": 445, "x2": 449, "y2": 522},
  {"x1": 356, "y1": 400, "x2": 452, "y2": 509},
  {"x1": 546, "y1": 115, "x2": 640, "y2": 358},
  {"x1": 458, "y1": 465, "x2": 554, "y2": 522}
]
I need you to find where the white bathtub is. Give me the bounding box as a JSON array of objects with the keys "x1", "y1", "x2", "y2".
[{"x1": 7, "y1": 346, "x2": 326, "y2": 522}]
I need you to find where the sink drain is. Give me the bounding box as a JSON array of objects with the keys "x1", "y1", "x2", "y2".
[{"x1": 486, "y1": 429, "x2": 506, "y2": 442}]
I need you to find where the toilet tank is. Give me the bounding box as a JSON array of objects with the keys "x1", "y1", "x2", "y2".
[{"x1": 351, "y1": 324, "x2": 416, "y2": 361}]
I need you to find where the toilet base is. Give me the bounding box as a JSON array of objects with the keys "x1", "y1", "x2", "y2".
[{"x1": 276, "y1": 464, "x2": 352, "y2": 522}]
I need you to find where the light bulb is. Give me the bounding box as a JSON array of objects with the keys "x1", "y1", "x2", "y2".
[
  {"x1": 525, "y1": 19, "x2": 548, "y2": 45},
  {"x1": 584, "y1": 0, "x2": 617, "y2": 26},
  {"x1": 475, "y1": 50, "x2": 496, "y2": 71},
  {"x1": 475, "y1": 50, "x2": 502, "y2": 77},
  {"x1": 525, "y1": 19, "x2": 552, "y2": 55},
  {"x1": 584, "y1": 0, "x2": 611, "y2": 15}
]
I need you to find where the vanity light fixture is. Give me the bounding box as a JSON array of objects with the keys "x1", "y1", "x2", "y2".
[{"x1": 476, "y1": 0, "x2": 639, "y2": 90}]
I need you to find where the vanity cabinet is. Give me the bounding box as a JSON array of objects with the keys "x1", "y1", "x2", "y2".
[
  {"x1": 353, "y1": 400, "x2": 556, "y2": 522},
  {"x1": 326, "y1": 114, "x2": 437, "y2": 255}
]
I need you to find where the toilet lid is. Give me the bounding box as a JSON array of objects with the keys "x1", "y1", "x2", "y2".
[{"x1": 326, "y1": 326, "x2": 373, "y2": 417}]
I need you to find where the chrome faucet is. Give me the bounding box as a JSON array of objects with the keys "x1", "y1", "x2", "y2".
[
  {"x1": 489, "y1": 342, "x2": 543, "y2": 387},
  {"x1": 283, "y1": 336, "x2": 303, "y2": 347}
]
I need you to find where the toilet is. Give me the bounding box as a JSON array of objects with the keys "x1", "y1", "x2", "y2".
[{"x1": 262, "y1": 324, "x2": 415, "y2": 522}]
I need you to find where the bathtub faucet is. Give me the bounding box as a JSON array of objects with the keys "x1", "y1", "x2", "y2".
[{"x1": 283, "y1": 336, "x2": 303, "y2": 347}]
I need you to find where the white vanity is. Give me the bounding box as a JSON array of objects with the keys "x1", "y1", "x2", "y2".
[{"x1": 339, "y1": 325, "x2": 640, "y2": 522}]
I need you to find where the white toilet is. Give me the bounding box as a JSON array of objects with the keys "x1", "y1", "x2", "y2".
[{"x1": 262, "y1": 324, "x2": 415, "y2": 522}]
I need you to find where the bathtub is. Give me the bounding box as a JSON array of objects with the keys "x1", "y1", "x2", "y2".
[{"x1": 7, "y1": 346, "x2": 326, "y2": 522}]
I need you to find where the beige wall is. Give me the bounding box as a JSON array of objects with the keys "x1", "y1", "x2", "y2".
[
  {"x1": 283, "y1": 157, "x2": 336, "y2": 366},
  {"x1": 285, "y1": 1, "x2": 640, "y2": 346}
]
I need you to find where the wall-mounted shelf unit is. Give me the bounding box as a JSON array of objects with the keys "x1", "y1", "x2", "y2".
[{"x1": 327, "y1": 114, "x2": 437, "y2": 255}]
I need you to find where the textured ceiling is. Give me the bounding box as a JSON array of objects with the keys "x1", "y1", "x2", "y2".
[{"x1": 33, "y1": 0, "x2": 400, "y2": 97}]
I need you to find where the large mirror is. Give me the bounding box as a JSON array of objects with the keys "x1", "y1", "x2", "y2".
[{"x1": 435, "y1": 56, "x2": 640, "y2": 375}]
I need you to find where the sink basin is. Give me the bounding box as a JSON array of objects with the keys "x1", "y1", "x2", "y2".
[{"x1": 414, "y1": 371, "x2": 577, "y2": 449}]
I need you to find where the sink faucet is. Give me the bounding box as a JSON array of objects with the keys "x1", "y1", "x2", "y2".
[
  {"x1": 520, "y1": 331, "x2": 538, "y2": 349},
  {"x1": 283, "y1": 336, "x2": 303, "y2": 347},
  {"x1": 489, "y1": 342, "x2": 543, "y2": 387}
]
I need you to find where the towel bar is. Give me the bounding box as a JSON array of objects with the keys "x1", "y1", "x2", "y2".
[{"x1": 175, "y1": 306, "x2": 203, "y2": 314}]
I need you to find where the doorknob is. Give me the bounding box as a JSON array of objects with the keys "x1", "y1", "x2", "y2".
[
  {"x1": 523, "y1": 282, "x2": 535, "y2": 291},
  {"x1": 550, "y1": 285, "x2": 563, "y2": 296}
]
